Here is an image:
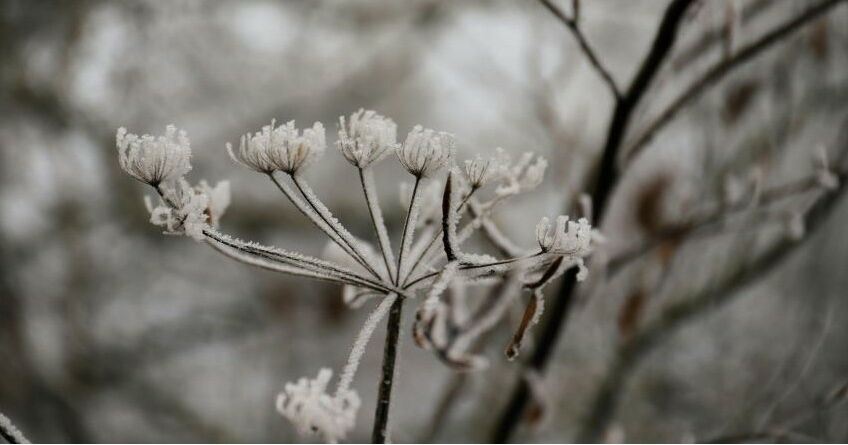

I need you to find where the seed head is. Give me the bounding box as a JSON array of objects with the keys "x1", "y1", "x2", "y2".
[
  {"x1": 396, "y1": 125, "x2": 455, "y2": 178},
  {"x1": 228, "y1": 120, "x2": 325, "y2": 174},
  {"x1": 116, "y1": 125, "x2": 192, "y2": 185},
  {"x1": 337, "y1": 109, "x2": 399, "y2": 168}
]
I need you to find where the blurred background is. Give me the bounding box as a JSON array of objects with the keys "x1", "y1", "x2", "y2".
[{"x1": 1, "y1": 0, "x2": 848, "y2": 442}]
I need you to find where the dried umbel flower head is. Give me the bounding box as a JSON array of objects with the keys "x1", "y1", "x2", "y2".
[
  {"x1": 116, "y1": 125, "x2": 192, "y2": 185},
  {"x1": 337, "y1": 109, "x2": 399, "y2": 168},
  {"x1": 463, "y1": 148, "x2": 510, "y2": 189},
  {"x1": 228, "y1": 120, "x2": 326, "y2": 174},
  {"x1": 117, "y1": 109, "x2": 597, "y2": 444},
  {"x1": 535, "y1": 216, "x2": 594, "y2": 258},
  {"x1": 496, "y1": 152, "x2": 548, "y2": 197},
  {"x1": 396, "y1": 125, "x2": 455, "y2": 177},
  {"x1": 275, "y1": 368, "x2": 360, "y2": 444}
]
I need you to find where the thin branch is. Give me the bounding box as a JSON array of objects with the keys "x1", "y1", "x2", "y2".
[
  {"x1": 396, "y1": 177, "x2": 421, "y2": 284},
  {"x1": 537, "y1": 0, "x2": 621, "y2": 100},
  {"x1": 607, "y1": 173, "x2": 831, "y2": 277},
  {"x1": 0, "y1": 412, "x2": 28, "y2": 444},
  {"x1": 491, "y1": 1, "x2": 697, "y2": 441},
  {"x1": 359, "y1": 168, "x2": 398, "y2": 282},
  {"x1": 290, "y1": 174, "x2": 384, "y2": 280},
  {"x1": 622, "y1": 0, "x2": 848, "y2": 167},
  {"x1": 576, "y1": 167, "x2": 847, "y2": 442},
  {"x1": 403, "y1": 186, "x2": 477, "y2": 285},
  {"x1": 268, "y1": 173, "x2": 380, "y2": 279}
]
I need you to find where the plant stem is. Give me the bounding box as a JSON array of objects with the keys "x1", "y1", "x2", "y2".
[{"x1": 372, "y1": 296, "x2": 404, "y2": 443}]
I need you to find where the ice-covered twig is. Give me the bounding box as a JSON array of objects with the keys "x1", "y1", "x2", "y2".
[{"x1": 0, "y1": 411, "x2": 29, "y2": 444}]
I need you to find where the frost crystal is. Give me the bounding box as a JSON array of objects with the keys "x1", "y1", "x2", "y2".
[
  {"x1": 396, "y1": 125, "x2": 455, "y2": 178},
  {"x1": 464, "y1": 148, "x2": 509, "y2": 189},
  {"x1": 535, "y1": 216, "x2": 596, "y2": 281},
  {"x1": 116, "y1": 125, "x2": 192, "y2": 185},
  {"x1": 276, "y1": 368, "x2": 360, "y2": 444},
  {"x1": 144, "y1": 178, "x2": 230, "y2": 241},
  {"x1": 228, "y1": 120, "x2": 326, "y2": 174},
  {"x1": 496, "y1": 152, "x2": 548, "y2": 197},
  {"x1": 337, "y1": 109, "x2": 399, "y2": 168}
]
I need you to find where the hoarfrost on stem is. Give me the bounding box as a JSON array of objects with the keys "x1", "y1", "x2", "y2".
[{"x1": 116, "y1": 109, "x2": 599, "y2": 443}]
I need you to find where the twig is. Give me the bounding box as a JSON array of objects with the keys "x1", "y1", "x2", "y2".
[
  {"x1": 491, "y1": 1, "x2": 696, "y2": 441},
  {"x1": 537, "y1": 0, "x2": 621, "y2": 100},
  {"x1": 622, "y1": 0, "x2": 848, "y2": 167},
  {"x1": 576, "y1": 161, "x2": 847, "y2": 442},
  {"x1": 607, "y1": 174, "x2": 830, "y2": 277},
  {"x1": 0, "y1": 412, "x2": 29, "y2": 444},
  {"x1": 704, "y1": 379, "x2": 848, "y2": 443}
]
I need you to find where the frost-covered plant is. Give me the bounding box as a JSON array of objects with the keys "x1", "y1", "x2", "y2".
[{"x1": 116, "y1": 111, "x2": 598, "y2": 443}]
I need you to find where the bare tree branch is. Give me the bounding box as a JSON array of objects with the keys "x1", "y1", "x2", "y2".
[
  {"x1": 490, "y1": 1, "x2": 697, "y2": 441},
  {"x1": 621, "y1": 0, "x2": 848, "y2": 167},
  {"x1": 537, "y1": 0, "x2": 621, "y2": 100},
  {"x1": 577, "y1": 144, "x2": 848, "y2": 442}
]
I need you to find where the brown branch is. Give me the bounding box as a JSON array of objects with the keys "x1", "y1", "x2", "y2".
[
  {"x1": 621, "y1": 0, "x2": 848, "y2": 167},
  {"x1": 491, "y1": 1, "x2": 697, "y2": 441},
  {"x1": 537, "y1": 0, "x2": 621, "y2": 100}
]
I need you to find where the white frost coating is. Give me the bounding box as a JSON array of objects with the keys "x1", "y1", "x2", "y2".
[
  {"x1": 360, "y1": 169, "x2": 397, "y2": 280},
  {"x1": 341, "y1": 285, "x2": 381, "y2": 308},
  {"x1": 272, "y1": 175, "x2": 363, "y2": 268},
  {"x1": 116, "y1": 125, "x2": 192, "y2": 185},
  {"x1": 228, "y1": 120, "x2": 325, "y2": 174},
  {"x1": 0, "y1": 411, "x2": 29, "y2": 444},
  {"x1": 206, "y1": 239, "x2": 353, "y2": 285},
  {"x1": 496, "y1": 152, "x2": 548, "y2": 197},
  {"x1": 414, "y1": 262, "x2": 458, "y2": 349},
  {"x1": 204, "y1": 228, "x2": 382, "y2": 290},
  {"x1": 399, "y1": 179, "x2": 443, "y2": 228},
  {"x1": 814, "y1": 146, "x2": 840, "y2": 190},
  {"x1": 448, "y1": 275, "x2": 522, "y2": 369},
  {"x1": 276, "y1": 368, "x2": 360, "y2": 444},
  {"x1": 396, "y1": 126, "x2": 455, "y2": 178},
  {"x1": 293, "y1": 176, "x2": 384, "y2": 279},
  {"x1": 463, "y1": 148, "x2": 510, "y2": 189},
  {"x1": 337, "y1": 109, "x2": 399, "y2": 168},
  {"x1": 145, "y1": 178, "x2": 230, "y2": 241},
  {"x1": 534, "y1": 215, "x2": 595, "y2": 281},
  {"x1": 337, "y1": 294, "x2": 398, "y2": 394},
  {"x1": 397, "y1": 179, "x2": 424, "y2": 282},
  {"x1": 786, "y1": 210, "x2": 806, "y2": 240}
]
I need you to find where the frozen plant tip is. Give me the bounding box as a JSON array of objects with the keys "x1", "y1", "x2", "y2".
[
  {"x1": 276, "y1": 369, "x2": 360, "y2": 444},
  {"x1": 228, "y1": 120, "x2": 326, "y2": 174},
  {"x1": 117, "y1": 109, "x2": 598, "y2": 443},
  {"x1": 116, "y1": 125, "x2": 191, "y2": 185},
  {"x1": 464, "y1": 148, "x2": 510, "y2": 189},
  {"x1": 396, "y1": 125, "x2": 455, "y2": 178},
  {"x1": 337, "y1": 109, "x2": 399, "y2": 168}
]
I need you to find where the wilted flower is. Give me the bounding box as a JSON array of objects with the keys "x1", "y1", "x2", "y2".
[
  {"x1": 275, "y1": 368, "x2": 360, "y2": 444},
  {"x1": 396, "y1": 125, "x2": 455, "y2": 178},
  {"x1": 228, "y1": 120, "x2": 326, "y2": 174},
  {"x1": 116, "y1": 125, "x2": 192, "y2": 185},
  {"x1": 337, "y1": 109, "x2": 399, "y2": 168}
]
